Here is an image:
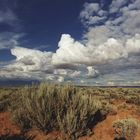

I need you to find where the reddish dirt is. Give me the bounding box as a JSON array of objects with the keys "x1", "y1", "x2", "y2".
[
  {"x1": 26, "y1": 129, "x2": 62, "y2": 140},
  {"x1": 0, "y1": 112, "x2": 21, "y2": 137},
  {"x1": 0, "y1": 100, "x2": 140, "y2": 140}
]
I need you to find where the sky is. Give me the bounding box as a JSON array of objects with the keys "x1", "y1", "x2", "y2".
[{"x1": 0, "y1": 0, "x2": 140, "y2": 86}]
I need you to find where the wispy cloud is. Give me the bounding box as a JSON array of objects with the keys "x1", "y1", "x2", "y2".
[
  {"x1": 0, "y1": 0, "x2": 22, "y2": 50},
  {"x1": 0, "y1": 32, "x2": 22, "y2": 50},
  {"x1": 0, "y1": 8, "x2": 18, "y2": 26}
]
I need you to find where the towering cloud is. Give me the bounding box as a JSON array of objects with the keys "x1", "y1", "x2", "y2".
[{"x1": 52, "y1": 34, "x2": 90, "y2": 65}]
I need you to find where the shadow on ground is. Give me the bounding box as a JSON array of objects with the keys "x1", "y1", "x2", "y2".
[
  {"x1": 0, "y1": 135, "x2": 34, "y2": 140},
  {"x1": 114, "y1": 138, "x2": 126, "y2": 140}
]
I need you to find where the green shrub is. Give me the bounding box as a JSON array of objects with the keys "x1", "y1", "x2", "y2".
[
  {"x1": 113, "y1": 118, "x2": 139, "y2": 140},
  {"x1": 9, "y1": 83, "x2": 108, "y2": 139},
  {"x1": 57, "y1": 91, "x2": 102, "y2": 139}
]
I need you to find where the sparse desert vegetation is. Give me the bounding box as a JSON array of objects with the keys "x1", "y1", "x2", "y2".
[
  {"x1": 0, "y1": 83, "x2": 140, "y2": 140},
  {"x1": 113, "y1": 118, "x2": 139, "y2": 140}
]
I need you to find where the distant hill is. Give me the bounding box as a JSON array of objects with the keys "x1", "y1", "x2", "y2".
[
  {"x1": 0, "y1": 79, "x2": 40, "y2": 87},
  {"x1": 0, "y1": 79, "x2": 139, "y2": 88}
]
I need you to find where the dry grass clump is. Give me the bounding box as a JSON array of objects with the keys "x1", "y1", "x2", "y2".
[
  {"x1": 113, "y1": 118, "x2": 139, "y2": 140},
  {"x1": 9, "y1": 83, "x2": 110, "y2": 139},
  {"x1": 101, "y1": 101, "x2": 117, "y2": 115},
  {"x1": 126, "y1": 95, "x2": 140, "y2": 105},
  {"x1": 0, "y1": 90, "x2": 11, "y2": 111},
  {"x1": 0, "y1": 88, "x2": 19, "y2": 111}
]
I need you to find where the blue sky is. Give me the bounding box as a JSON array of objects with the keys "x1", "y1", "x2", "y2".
[{"x1": 0, "y1": 0, "x2": 140, "y2": 86}]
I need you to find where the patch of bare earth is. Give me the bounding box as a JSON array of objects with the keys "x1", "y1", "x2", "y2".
[
  {"x1": 26, "y1": 130, "x2": 62, "y2": 140},
  {"x1": 0, "y1": 112, "x2": 21, "y2": 137}
]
